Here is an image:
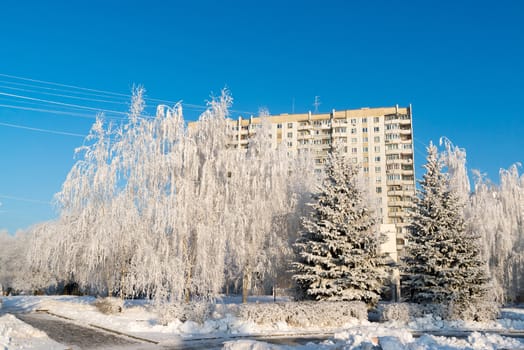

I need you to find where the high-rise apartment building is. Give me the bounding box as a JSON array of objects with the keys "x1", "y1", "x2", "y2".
[{"x1": 225, "y1": 105, "x2": 415, "y2": 262}]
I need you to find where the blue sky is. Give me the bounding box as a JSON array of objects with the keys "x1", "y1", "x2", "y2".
[{"x1": 0, "y1": 1, "x2": 523, "y2": 233}]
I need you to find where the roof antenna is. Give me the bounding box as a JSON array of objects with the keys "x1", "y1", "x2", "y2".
[{"x1": 313, "y1": 96, "x2": 321, "y2": 114}]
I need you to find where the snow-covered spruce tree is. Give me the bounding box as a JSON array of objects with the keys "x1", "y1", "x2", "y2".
[
  {"x1": 402, "y1": 142, "x2": 493, "y2": 319},
  {"x1": 292, "y1": 149, "x2": 388, "y2": 306}
]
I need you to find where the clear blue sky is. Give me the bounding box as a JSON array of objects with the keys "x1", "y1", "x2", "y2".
[{"x1": 0, "y1": 0, "x2": 522, "y2": 234}]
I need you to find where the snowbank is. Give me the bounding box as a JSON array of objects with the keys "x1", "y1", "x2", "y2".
[
  {"x1": 0, "y1": 314, "x2": 64, "y2": 350},
  {"x1": 2, "y1": 296, "x2": 524, "y2": 349}
]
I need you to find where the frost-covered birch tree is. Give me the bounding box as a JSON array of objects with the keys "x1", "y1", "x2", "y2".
[
  {"x1": 292, "y1": 150, "x2": 388, "y2": 305},
  {"x1": 438, "y1": 138, "x2": 524, "y2": 304},
  {"x1": 28, "y1": 87, "x2": 311, "y2": 308},
  {"x1": 470, "y1": 165, "x2": 524, "y2": 303},
  {"x1": 223, "y1": 118, "x2": 315, "y2": 302},
  {"x1": 0, "y1": 230, "x2": 32, "y2": 293},
  {"x1": 439, "y1": 137, "x2": 471, "y2": 204}
]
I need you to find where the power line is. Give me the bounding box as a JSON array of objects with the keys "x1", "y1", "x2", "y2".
[
  {"x1": 0, "y1": 91, "x2": 130, "y2": 116},
  {"x1": 0, "y1": 194, "x2": 51, "y2": 205},
  {"x1": 0, "y1": 103, "x2": 110, "y2": 120},
  {"x1": 0, "y1": 73, "x2": 130, "y2": 98},
  {"x1": 0, "y1": 79, "x2": 130, "y2": 100},
  {"x1": 0, "y1": 84, "x2": 130, "y2": 106},
  {"x1": 0, "y1": 121, "x2": 85, "y2": 137},
  {"x1": 0, "y1": 73, "x2": 255, "y2": 114}
]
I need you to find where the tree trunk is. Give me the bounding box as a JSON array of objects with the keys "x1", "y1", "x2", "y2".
[{"x1": 242, "y1": 268, "x2": 250, "y2": 304}]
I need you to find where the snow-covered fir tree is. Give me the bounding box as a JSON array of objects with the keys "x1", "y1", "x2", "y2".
[
  {"x1": 292, "y1": 149, "x2": 388, "y2": 306},
  {"x1": 402, "y1": 142, "x2": 492, "y2": 316}
]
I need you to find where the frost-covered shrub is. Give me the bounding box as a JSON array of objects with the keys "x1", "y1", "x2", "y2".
[
  {"x1": 238, "y1": 301, "x2": 367, "y2": 327},
  {"x1": 377, "y1": 302, "x2": 442, "y2": 322},
  {"x1": 93, "y1": 297, "x2": 123, "y2": 314},
  {"x1": 378, "y1": 303, "x2": 411, "y2": 322},
  {"x1": 444, "y1": 299, "x2": 499, "y2": 322},
  {"x1": 379, "y1": 301, "x2": 499, "y2": 322},
  {"x1": 158, "y1": 301, "x2": 213, "y2": 325}
]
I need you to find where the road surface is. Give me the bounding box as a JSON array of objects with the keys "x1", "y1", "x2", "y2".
[{"x1": 15, "y1": 312, "x2": 145, "y2": 349}]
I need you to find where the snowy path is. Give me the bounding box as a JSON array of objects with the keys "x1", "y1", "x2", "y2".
[
  {"x1": 162, "y1": 334, "x2": 333, "y2": 349},
  {"x1": 15, "y1": 312, "x2": 145, "y2": 349}
]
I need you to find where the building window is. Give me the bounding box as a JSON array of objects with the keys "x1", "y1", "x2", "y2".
[
  {"x1": 352, "y1": 147, "x2": 357, "y2": 153},
  {"x1": 287, "y1": 132, "x2": 293, "y2": 138},
  {"x1": 362, "y1": 127, "x2": 368, "y2": 133},
  {"x1": 351, "y1": 128, "x2": 357, "y2": 134},
  {"x1": 374, "y1": 136, "x2": 380, "y2": 142},
  {"x1": 351, "y1": 137, "x2": 357, "y2": 143},
  {"x1": 375, "y1": 156, "x2": 381, "y2": 162},
  {"x1": 374, "y1": 146, "x2": 380, "y2": 152},
  {"x1": 376, "y1": 187, "x2": 382, "y2": 193},
  {"x1": 375, "y1": 166, "x2": 381, "y2": 172},
  {"x1": 385, "y1": 133, "x2": 399, "y2": 140},
  {"x1": 287, "y1": 141, "x2": 293, "y2": 147},
  {"x1": 352, "y1": 157, "x2": 358, "y2": 163},
  {"x1": 287, "y1": 123, "x2": 293, "y2": 128},
  {"x1": 374, "y1": 127, "x2": 380, "y2": 132},
  {"x1": 363, "y1": 146, "x2": 368, "y2": 152},
  {"x1": 350, "y1": 118, "x2": 357, "y2": 124},
  {"x1": 362, "y1": 118, "x2": 367, "y2": 123},
  {"x1": 386, "y1": 154, "x2": 400, "y2": 160},
  {"x1": 277, "y1": 123, "x2": 282, "y2": 129},
  {"x1": 363, "y1": 136, "x2": 368, "y2": 142},
  {"x1": 363, "y1": 167, "x2": 369, "y2": 173},
  {"x1": 374, "y1": 117, "x2": 380, "y2": 123}
]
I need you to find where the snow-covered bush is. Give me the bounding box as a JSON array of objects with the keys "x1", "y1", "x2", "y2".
[
  {"x1": 238, "y1": 301, "x2": 367, "y2": 327},
  {"x1": 94, "y1": 297, "x2": 123, "y2": 314},
  {"x1": 378, "y1": 303, "x2": 411, "y2": 322},
  {"x1": 378, "y1": 301, "x2": 499, "y2": 323},
  {"x1": 445, "y1": 299, "x2": 499, "y2": 322},
  {"x1": 158, "y1": 301, "x2": 213, "y2": 325}
]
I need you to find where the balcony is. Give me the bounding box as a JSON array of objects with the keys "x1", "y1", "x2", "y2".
[
  {"x1": 385, "y1": 148, "x2": 400, "y2": 155},
  {"x1": 387, "y1": 190, "x2": 404, "y2": 196}
]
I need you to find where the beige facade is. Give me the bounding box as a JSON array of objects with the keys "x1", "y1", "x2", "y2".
[{"x1": 193, "y1": 106, "x2": 415, "y2": 261}]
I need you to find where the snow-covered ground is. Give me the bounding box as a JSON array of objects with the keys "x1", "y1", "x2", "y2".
[
  {"x1": 0, "y1": 313, "x2": 64, "y2": 350},
  {"x1": 1, "y1": 296, "x2": 524, "y2": 349}
]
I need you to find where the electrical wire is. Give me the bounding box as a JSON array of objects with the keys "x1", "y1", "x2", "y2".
[
  {"x1": 0, "y1": 194, "x2": 51, "y2": 205},
  {"x1": 0, "y1": 121, "x2": 85, "y2": 137},
  {"x1": 0, "y1": 73, "x2": 255, "y2": 114}
]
